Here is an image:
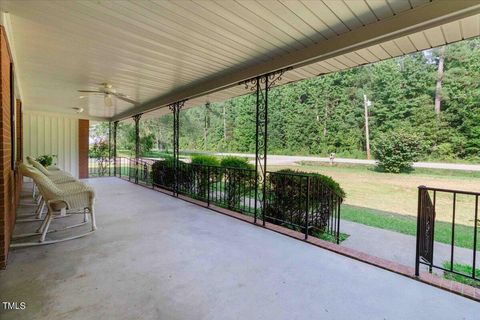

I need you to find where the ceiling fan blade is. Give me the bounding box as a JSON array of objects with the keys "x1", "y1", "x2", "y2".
[
  {"x1": 78, "y1": 90, "x2": 103, "y2": 93},
  {"x1": 113, "y1": 92, "x2": 139, "y2": 105}
]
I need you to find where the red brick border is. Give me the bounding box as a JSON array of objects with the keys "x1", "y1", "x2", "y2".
[{"x1": 123, "y1": 178, "x2": 480, "y2": 302}]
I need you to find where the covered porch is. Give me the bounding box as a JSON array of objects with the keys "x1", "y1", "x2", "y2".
[
  {"x1": 1, "y1": 1, "x2": 480, "y2": 318},
  {"x1": 1, "y1": 177, "x2": 478, "y2": 319}
]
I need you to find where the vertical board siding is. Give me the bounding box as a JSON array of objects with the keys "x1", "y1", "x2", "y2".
[{"x1": 23, "y1": 112, "x2": 80, "y2": 178}]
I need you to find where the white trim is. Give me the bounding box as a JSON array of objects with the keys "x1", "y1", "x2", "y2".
[
  {"x1": 24, "y1": 109, "x2": 106, "y2": 122},
  {"x1": 1, "y1": 12, "x2": 23, "y2": 100}
]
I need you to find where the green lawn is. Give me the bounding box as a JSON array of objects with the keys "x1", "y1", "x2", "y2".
[
  {"x1": 442, "y1": 262, "x2": 480, "y2": 288},
  {"x1": 271, "y1": 162, "x2": 480, "y2": 226},
  {"x1": 342, "y1": 205, "x2": 477, "y2": 250},
  {"x1": 298, "y1": 161, "x2": 480, "y2": 179}
]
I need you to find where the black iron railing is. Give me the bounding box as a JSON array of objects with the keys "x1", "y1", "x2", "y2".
[
  {"x1": 416, "y1": 186, "x2": 479, "y2": 284},
  {"x1": 264, "y1": 170, "x2": 342, "y2": 240},
  {"x1": 92, "y1": 157, "x2": 343, "y2": 243}
]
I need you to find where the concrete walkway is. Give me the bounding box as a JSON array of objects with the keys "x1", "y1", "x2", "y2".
[
  {"x1": 1, "y1": 178, "x2": 478, "y2": 320},
  {"x1": 341, "y1": 220, "x2": 477, "y2": 270}
]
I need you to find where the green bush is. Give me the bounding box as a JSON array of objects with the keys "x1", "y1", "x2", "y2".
[
  {"x1": 373, "y1": 129, "x2": 422, "y2": 173},
  {"x1": 36, "y1": 154, "x2": 56, "y2": 167},
  {"x1": 89, "y1": 139, "x2": 111, "y2": 176},
  {"x1": 140, "y1": 133, "x2": 156, "y2": 156},
  {"x1": 151, "y1": 156, "x2": 175, "y2": 189},
  {"x1": 274, "y1": 169, "x2": 345, "y2": 198},
  {"x1": 266, "y1": 169, "x2": 345, "y2": 234},
  {"x1": 190, "y1": 155, "x2": 220, "y2": 199},
  {"x1": 89, "y1": 139, "x2": 109, "y2": 158},
  {"x1": 220, "y1": 156, "x2": 252, "y2": 169},
  {"x1": 220, "y1": 156, "x2": 255, "y2": 210},
  {"x1": 191, "y1": 155, "x2": 220, "y2": 166},
  {"x1": 151, "y1": 156, "x2": 193, "y2": 191}
]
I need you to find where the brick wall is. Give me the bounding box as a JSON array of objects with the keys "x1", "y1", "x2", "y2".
[
  {"x1": 15, "y1": 99, "x2": 22, "y2": 206},
  {"x1": 0, "y1": 26, "x2": 14, "y2": 269},
  {"x1": 78, "y1": 119, "x2": 89, "y2": 179}
]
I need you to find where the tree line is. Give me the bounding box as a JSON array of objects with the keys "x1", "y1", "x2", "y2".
[{"x1": 108, "y1": 38, "x2": 479, "y2": 161}]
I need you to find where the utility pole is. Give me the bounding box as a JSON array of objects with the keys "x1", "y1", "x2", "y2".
[
  {"x1": 364, "y1": 94, "x2": 372, "y2": 160},
  {"x1": 434, "y1": 45, "x2": 445, "y2": 115},
  {"x1": 204, "y1": 102, "x2": 210, "y2": 150},
  {"x1": 223, "y1": 103, "x2": 227, "y2": 141}
]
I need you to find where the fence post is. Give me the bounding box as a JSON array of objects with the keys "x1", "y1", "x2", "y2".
[
  {"x1": 305, "y1": 176, "x2": 310, "y2": 240},
  {"x1": 336, "y1": 199, "x2": 341, "y2": 244},
  {"x1": 415, "y1": 186, "x2": 425, "y2": 277},
  {"x1": 128, "y1": 158, "x2": 131, "y2": 182},
  {"x1": 207, "y1": 166, "x2": 211, "y2": 206},
  {"x1": 113, "y1": 121, "x2": 118, "y2": 176},
  {"x1": 133, "y1": 114, "x2": 142, "y2": 184}
]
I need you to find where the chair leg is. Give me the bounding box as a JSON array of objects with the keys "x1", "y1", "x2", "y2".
[
  {"x1": 36, "y1": 210, "x2": 50, "y2": 234},
  {"x1": 90, "y1": 207, "x2": 97, "y2": 231},
  {"x1": 40, "y1": 212, "x2": 54, "y2": 242},
  {"x1": 35, "y1": 196, "x2": 45, "y2": 219},
  {"x1": 83, "y1": 208, "x2": 89, "y2": 223}
]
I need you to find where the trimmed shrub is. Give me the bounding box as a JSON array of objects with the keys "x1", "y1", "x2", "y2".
[
  {"x1": 266, "y1": 169, "x2": 345, "y2": 234},
  {"x1": 151, "y1": 156, "x2": 175, "y2": 190},
  {"x1": 220, "y1": 156, "x2": 252, "y2": 169},
  {"x1": 373, "y1": 129, "x2": 421, "y2": 173},
  {"x1": 220, "y1": 156, "x2": 255, "y2": 210},
  {"x1": 151, "y1": 156, "x2": 193, "y2": 191},
  {"x1": 272, "y1": 169, "x2": 345, "y2": 198},
  {"x1": 190, "y1": 155, "x2": 220, "y2": 199},
  {"x1": 191, "y1": 154, "x2": 220, "y2": 166}
]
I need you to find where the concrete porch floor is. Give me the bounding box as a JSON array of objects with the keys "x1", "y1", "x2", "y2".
[{"x1": 1, "y1": 178, "x2": 478, "y2": 320}]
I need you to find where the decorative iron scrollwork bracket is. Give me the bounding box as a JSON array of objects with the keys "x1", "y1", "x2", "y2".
[
  {"x1": 133, "y1": 114, "x2": 142, "y2": 184},
  {"x1": 240, "y1": 67, "x2": 291, "y2": 225},
  {"x1": 168, "y1": 100, "x2": 186, "y2": 196}
]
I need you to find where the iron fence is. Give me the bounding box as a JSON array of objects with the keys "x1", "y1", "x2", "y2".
[
  {"x1": 93, "y1": 157, "x2": 343, "y2": 242},
  {"x1": 416, "y1": 186, "x2": 479, "y2": 285}
]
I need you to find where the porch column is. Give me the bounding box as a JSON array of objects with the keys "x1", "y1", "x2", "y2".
[
  {"x1": 133, "y1": 114, "x2": 142, "y2": 184},
  {"x1": 108, "y1": 121, "x2": 112, "y2": 176},
  {"x1": 113, "y1": 120, "x2": 118, "y2": 176},
  {"x1": 168, "y1": 100, "x2": 186, "y2": 196},
  {"x1": 241, "y1": 68, "x2": 290, "y2": 225},
  {"x1": 78, "y1": 119, "x2": 89, "y2": 179}
]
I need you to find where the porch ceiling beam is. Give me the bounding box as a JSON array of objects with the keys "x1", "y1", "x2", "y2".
[{"x1": 112, "y1": 0, "x2": 480, "y2": 121}]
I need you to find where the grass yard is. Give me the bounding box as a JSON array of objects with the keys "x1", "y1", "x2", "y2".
[
  {"x1": 342, "y1": 205, "x2": 476, "y2": 249},
  {"x1": 442, "y1": 262, "x2": 480, "y2": 288},
  {"x1": 268, "y1": 162, "x2": 480, "y2": 226}
]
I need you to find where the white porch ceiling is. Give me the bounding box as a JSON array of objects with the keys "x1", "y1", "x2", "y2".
[{"x1": 1, "y1": 0, "x2": 479, "y2": 120}]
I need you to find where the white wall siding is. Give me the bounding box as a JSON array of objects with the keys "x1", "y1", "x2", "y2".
[{"x1": 23, "y1": 111, "x2": 79, "y2": 178}]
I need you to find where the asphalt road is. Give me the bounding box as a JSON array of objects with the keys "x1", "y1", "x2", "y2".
[{"x1": 200, "y1": 152, "x2": 480, "y2": 172}]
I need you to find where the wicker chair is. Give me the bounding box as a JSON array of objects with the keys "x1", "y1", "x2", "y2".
[
  {"x1": 13, "y1": 163, "x2": 96, "y2": 247},
  {"x1": 18, "y1": 166, "x2": 90, "y2": 222},
  {"x1": 27, "y1": 156, "x2": 76, "y2": 184}
]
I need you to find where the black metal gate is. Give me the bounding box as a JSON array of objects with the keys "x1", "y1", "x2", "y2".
[
  {"x1": 415, "y1": 186, "x2": 436, "y2": 275},
  {"x1": 415, "y1": 185, "x2": 479, "y2": 285}
]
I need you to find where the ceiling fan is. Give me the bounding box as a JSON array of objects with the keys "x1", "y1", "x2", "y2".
[{"x1": 78, "y1": 83, "x2": 138, "y2": 107}]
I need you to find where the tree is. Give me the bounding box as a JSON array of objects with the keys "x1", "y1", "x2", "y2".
[{"x1": 373, "y1": 128, "x2": 422, "y2": 173}]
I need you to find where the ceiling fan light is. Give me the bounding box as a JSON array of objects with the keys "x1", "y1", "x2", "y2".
[{"x1": 104, "y1": 94, "x2": 113, "y2": 107}]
